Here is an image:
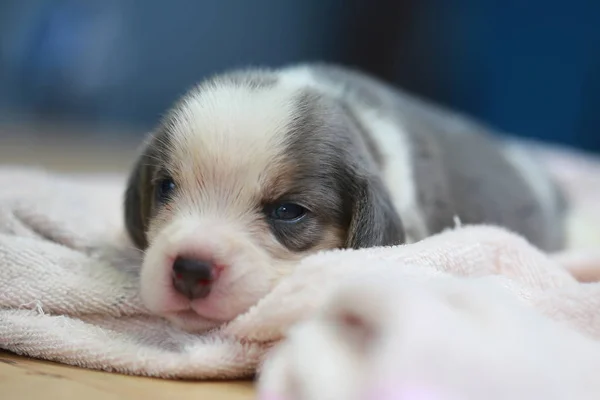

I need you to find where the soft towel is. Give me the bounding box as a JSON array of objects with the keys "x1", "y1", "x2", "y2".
[
  {"x1": 257, "y1": 236, "x2": 600, "y2": 400},
  {"x1": 0, "y1": 144, "x2": 599, "y2": 393}
]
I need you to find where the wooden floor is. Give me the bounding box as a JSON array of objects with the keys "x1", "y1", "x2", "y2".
[
  {"x1": 0, "y1": 124, "x2": 257, "y2": 399},
  {"x1": 0, "y1": 351, "x2": 255, "y2": 400}
]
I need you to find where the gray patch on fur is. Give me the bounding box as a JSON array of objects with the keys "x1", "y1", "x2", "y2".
[
  {"x1": 273, "y1": 89, "x2": 404, "y2": 251},
  {"x1": 308, "y1": 62, "x2": 567, "y2": 252},
  {"x1": 338, "y1": 101, "x2": 384, "y2": 168}
]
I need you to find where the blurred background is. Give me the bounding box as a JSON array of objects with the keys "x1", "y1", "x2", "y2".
[{"x1": 1, "y1": 0, "x2": 599, "y2": 173}]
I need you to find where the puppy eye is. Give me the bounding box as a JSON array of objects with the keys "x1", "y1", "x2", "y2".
[
  {"x1": 266, "y1": 203, "x2": 307, "y2": 222},
  {"x1": 155, "y1": 176, "x2": 176, "y2": 203}
]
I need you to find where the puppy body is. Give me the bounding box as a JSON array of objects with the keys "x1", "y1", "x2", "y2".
[
  {"x1": 124, "y1": 63, "x2": 567, "y2": 331},
  {"x1": 280, "y1": 64, "x2": 567, "y2": 249}
]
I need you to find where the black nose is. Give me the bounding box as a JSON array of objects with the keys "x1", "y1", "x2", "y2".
[{"x1": 172, "y1": 256, "x2": 215, "y2": 300}]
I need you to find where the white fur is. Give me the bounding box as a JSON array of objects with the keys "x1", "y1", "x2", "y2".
[
  {"x1": 142, "y1": 215, "x2": 281, "y2": 331},
  {"x1": 352, "y1": 109, "x2": 428, "y2": 242},
  {"x1": 141, "y1": 83, "x2": 303, "y2": 330}
]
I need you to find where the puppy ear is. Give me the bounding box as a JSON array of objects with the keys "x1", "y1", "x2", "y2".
[
  {"x1": 124, "y1": 145, "x2": 156, "y2": 249},
  {"x1": 345, "y1": 176, "x2": 405, "y2": 248}
]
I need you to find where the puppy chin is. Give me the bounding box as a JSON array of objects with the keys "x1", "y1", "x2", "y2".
[{"x1": 139, "y1": 218, "x2": 286, "y2": 332}]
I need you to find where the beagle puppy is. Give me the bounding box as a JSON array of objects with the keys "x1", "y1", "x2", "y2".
[{"x1": 124, "y1": 63, "x2": 567, "y2": 332}]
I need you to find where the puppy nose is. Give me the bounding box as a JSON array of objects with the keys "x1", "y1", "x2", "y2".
[{"x1": 172, "y1": 256, "x2": 216, "y2": 300}]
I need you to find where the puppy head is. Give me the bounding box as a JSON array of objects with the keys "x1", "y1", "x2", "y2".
[{"x1": 124, "y1": 70, "x2": 404, "y2": 331}]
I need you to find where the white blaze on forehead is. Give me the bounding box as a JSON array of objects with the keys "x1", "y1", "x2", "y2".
[{"x1": 165, "y1": 82, "x2": 297, "y2": 212}]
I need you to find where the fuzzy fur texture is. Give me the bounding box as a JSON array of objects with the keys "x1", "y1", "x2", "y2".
[{"x1": 124, "y1": 64, "x2": 568, "y2": 332}]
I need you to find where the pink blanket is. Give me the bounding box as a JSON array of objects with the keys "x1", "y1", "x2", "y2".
[{"x1": 1, "y1": 144, "x2": 599, "y2": 397}]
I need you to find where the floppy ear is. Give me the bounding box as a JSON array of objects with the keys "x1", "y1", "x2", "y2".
[
  {"x1": 345, "y1": 176, "x2": 405, "y2": 249},
  {"x1": 124, "y1": 145, "x2": 156, "y2": 250}
]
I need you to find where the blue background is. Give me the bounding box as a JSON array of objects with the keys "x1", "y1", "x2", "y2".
[{"x1": 1, "y1": 0, "x2": 599, "y2": 153}]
